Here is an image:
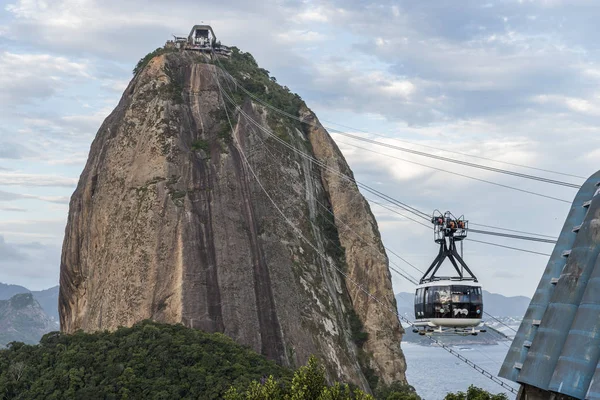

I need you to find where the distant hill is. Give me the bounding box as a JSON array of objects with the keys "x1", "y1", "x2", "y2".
[
  {"x1": 0, "y1": 283, "x2": 30, "y2": 300},
  {"x1": 395, "y1": 290, "x2": 531, "y2": 319},
  {"x1": 29, "y1": 286, "x2": 59, "y2": 321},
  {"x1": 0, "y1": 293, "x2": 58, "y2": 346},
  {"x1": 481, "y1": 291, "x2": 530, "y2": 317},
  {"x1": 0, "y1": 283, "x2": 59, "y2": 321}
]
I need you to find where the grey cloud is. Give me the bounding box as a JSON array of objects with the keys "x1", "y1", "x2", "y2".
[
  {"x1": 0, "y1": 235, "x2": 60, "y2": 289},
  {"x1": 0, "y1": 190, "x2": 22, "y2": 201},
  {"x1": 0, "y1": 51, "x2": 91, "y2": 107},
  {"x1": 281, "y1": 1, "x2": 600, "y2": 128},
  {"x1": 0, "y1": 206, "x2": 27, "y2": 212},
  {"x1": 0, "y1": 172, "x2": 77, "y2": 187},
  {"x1": 0, "y1": 141, "x2": 35, "y2": 159},
  {"x1": 3, "y1": 0, "x2": 304, "y2": 64},
  {"x1": 0, "y1": 235, "x2": 28, "y2": 261}
]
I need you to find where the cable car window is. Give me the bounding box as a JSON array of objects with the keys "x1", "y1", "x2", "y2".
[
  {"x1": 471, "y1": 287, "x2": 482, "y2": 304},
  {"x1": 438, "y1": 287, "x2": 450, "y2": 305},
  {"x1": 451, "y1": 285, "x2": 471, "y2": 303}
]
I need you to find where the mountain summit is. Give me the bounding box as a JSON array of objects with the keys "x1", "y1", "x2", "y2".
[{"x1": 59, "y1": 44, "x2": 405, "y2": 390}]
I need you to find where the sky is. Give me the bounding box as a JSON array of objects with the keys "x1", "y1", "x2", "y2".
[{"x1": 0, "y1": 0, "x2": 598, "y2": 298}]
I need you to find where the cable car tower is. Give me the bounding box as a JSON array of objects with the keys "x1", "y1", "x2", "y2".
[{"x1": 413, "y1": 211, "x2": 485, "y2": 336}]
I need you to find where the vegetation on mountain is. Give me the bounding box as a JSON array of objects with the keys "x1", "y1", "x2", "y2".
[
  {"x1": 133, "y1": 47, "x2": 176, "y2": 75},
  {"x1": 0, "y1": 321, "x2": 417, "y2": 399},
  {"x1": 225, "y1": 356, "x2": 420, "y2": 400},
  {"x1": 0, "y1": 321, "x2": 289, "y2": 399},
  {"x1": 444, "y1": 385, "x2": 509, "y2": 400},
  {"x1": 217, "y1": 47, "x2": 305, "y2": 128}
]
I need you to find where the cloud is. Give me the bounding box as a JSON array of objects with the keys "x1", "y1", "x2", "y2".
[
  {"x1": 0, "y1": 189, "x2": 70, "y2": 204},
  {"x1": 0, "y1": 234, "x2": 61, "y2": 290},
  {"x1": 0, "y1": 141, "x2": 35, "y2": 159},
  {"x1": 0, "y1": 205, "x2": 27, "y2": 212},
  {"x1": 0, "y1": 172, "x2": 77, "y2": 187},
  {"x1": 0, "y1": 235, "x2": 28, "y2": 261},
  {"x1": 277, "y1": 30, "x2": 327, "y2": 43},
  {"x1": 0, "y1": 51, "x2": 90, "y2": 106}
]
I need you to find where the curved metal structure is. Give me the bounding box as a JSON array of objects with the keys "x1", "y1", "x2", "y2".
[
  {"x1": 499, "y1": 170, "x2": 600, "y2": 400},
  {"x1": 188, "y1": 24, "x2": 217, "y2": 47}
]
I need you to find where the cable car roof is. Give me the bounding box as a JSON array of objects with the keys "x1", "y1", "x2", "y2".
[{"x1": 415, "y1": 280, "x2": 482, "y2": 289}]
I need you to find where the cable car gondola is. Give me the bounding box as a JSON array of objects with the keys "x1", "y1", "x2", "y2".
[{"x1": 413, "y1": 211, "x2": 486, "y2": 336}]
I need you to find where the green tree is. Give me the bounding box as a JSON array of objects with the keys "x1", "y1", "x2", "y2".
[
  {"x1": 444, "y1": 385, "x2": 509, "y2": 400},
  {"x1": 375, "y1": 381, "x2": 421, "y2": 400}
]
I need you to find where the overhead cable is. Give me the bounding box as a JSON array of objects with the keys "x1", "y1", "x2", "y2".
[
  {"x1": 313, "y1": 119, "x2": 587, "y2": 180},
  {"x1": 216, "y1": 68, "x2": 581, "y2": 189},
  {"x1": 217, "y1": 73, "x2": 553, "y2": 254},
  {"x1": 215, "y1": 64, "x2": 569, "y2": 239},
  {"x1": 469, "y1": 229, "x2": 557, "y2": 244},
  {"x1": 215, "y1": 75, "x2": 517, "y2": 395},
  {"x1": 335, "y1": 139, "x2": 571, "y2": 204}
]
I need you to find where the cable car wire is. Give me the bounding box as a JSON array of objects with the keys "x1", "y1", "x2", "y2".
[
  {"x1": 255, "y1": 99, "x2": 553, "y2": 254},
  {"x1": 214, "y1": 77, "x2": 518, "y2": 395},
  {"x1": 307, "y1": 119, "x2": 588, "y2": 180},
  {"x1": 469, "y1": 223, "x2": 558, "y2": 240},
  {"x1": 469, "y1": 229, "x2": 557, "y2": 244},
  {"x1": 466, "y1": 239, "x2": 551, "y2": 256},
  {"x1": 368, "y1": 200, "x2": 555, "y2": 255},
  {"x1": 252, "y1": 131, "x2": 423, "y2": 283},
  {"x1": 335, "y1": 139, "x2": 571, "y2": 204},
  {"x1": 212, "y1": 63, "x2": 572, "y2": 241},
  {"x1": 330, "y1": 131, "x2": 581, "y2": 189},
  {"x1": 215, "y1": 67, "x2": 581, "y2": 189},
  {"x1": 215, "y1": 69, "x2": 524, "y2": 337}
]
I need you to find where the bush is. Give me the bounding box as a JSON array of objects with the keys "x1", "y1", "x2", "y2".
[
  {"x1": 191, "y1": 139, "x2": 210, "y2": 152},
  {"x1": 133, "y1": 47, "x2": 176, "y2": 75},
  {"x1": 376, "y1": 382, "x2": 421, "y2": 400},
  {"x1": 224, "y1": 355, "x2": 375, "y2": 400},
  {"x1": 217, "y1": 47, "x2": 305, "y2": 127},
  {"x1": 444, "y1": 385, "x2": 509, "y2": 400},
  {"x1": 0, "y1": 321, "x2": 290, "y2": 399}
]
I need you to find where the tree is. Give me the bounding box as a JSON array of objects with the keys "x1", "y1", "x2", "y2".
[
  {"x1": 444, "y1": 385, "x2": 509, "y2": 400},
  {"x1": 223, "y1": 355, "x2": 375, "y2": 400},
  {"x1": 376, "y1": 381, "x2": 421, "y2": 400}
]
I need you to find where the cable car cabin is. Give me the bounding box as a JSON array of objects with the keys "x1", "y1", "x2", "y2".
[
  {"x1": 414, "y1": 281, "x2": 483, "y2": 329},
  {"x1": 413, "y1": 211, "x2": 486, "y2": 335}
]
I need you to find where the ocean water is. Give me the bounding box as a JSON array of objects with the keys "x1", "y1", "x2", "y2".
[{"x1": 403, "y1": 342, "x2": 517, "y2": 400}]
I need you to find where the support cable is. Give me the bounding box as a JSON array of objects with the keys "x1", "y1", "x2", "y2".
[
  {"x1": 215, "y1": 67, "x2": 581, "y2": 189},
  {"x1": 469, "y1": 229, "x2": 557, "y2": 244},
  {"x1": 253, "y1": 132, "x2": 422, "y2": 283},
  {"x1": 212, "y1": 61, "x2": 571, "y2": 239},
  {"x1": 216, "y1": 88, "x2": 518, "y2": 396},
  {"x1": 219, "y1": 79, "x2": 553, "y2": 255},
  {"x1": 213, "y1": 66, "x2": 519, "y2": 395},
  {"x1": 312, "y1": 119, "x2": 588, "y2": 180},
  {"x1": 335, "y1": 139, "x2": 571, "y2": 204}
]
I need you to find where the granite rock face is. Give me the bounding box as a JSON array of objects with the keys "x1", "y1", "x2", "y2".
[{"x1": 59, "y1": 49, "x2": 406, "y2": 390}]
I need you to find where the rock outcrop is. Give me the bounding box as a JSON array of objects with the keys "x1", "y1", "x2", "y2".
[{"x1": 59, "y1": 47, "x2": 406, "y2": 390}]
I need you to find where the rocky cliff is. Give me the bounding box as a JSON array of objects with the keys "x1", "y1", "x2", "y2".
[{"x1": 59, "y1": 46, "x2": 406, "y2": 390}]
